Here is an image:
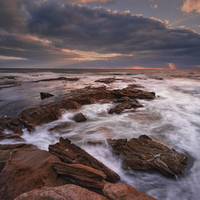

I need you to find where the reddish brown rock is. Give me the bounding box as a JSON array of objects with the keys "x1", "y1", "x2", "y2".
[
  {"x1": 111, "y1": 88, "x2": 155, "y2": 99},
  {"x1": 0, "y1": 148, "x2": 69, "y2": 200},
  {"x1": 103, "y1": 183, "x2": 157, "y2": 200},
  {"x1": 0, "y1": 161, "x2": 6, "y2": 173},
  {"x1": 88, "y1": 141, "x2": 102, "y2": 145},
  {"x1": 0, "y1": 117, "x2": 23, "y2": 135},
  {"x1": 14, "y1": 184, "x2": 109, "y2": 200},
  {"x1": 40, "y1": 92, "x2": 54, "y2": 100},
  {"x1": 49, "y1": 137, "x2": 120, "y2": 183},
  {"x1": 73, "y1": 113, "x2": 87, "y2": 122},
  {"x1": 48, "y1": 122, "x2": 75, "y2": 132},
  {"x1": 53, "y1": 162, "x2": 107, "y2": 189},
  {"x1": 94, "y1": 78, "x2": 116, "y2": 84},
  {"x1": 0, "y1": 143, "x2": 37, "y2": 150},
  {"x1": 127, "y1": 83, "x2": 144, "y2": 88},
  {"x1": 107, "y1": 139, "x2": 127, "y2": 148},
  {"x1": 17, "y1": 85, "x2": 155, "y2": 131},
  {"x1": 108, "y1": 99, "x2": 143, "y2": 114},
  {"x1": 72, "y1": 96, "x2": 96, "y2": 105},
  {"x1": 0, "y1": 149, "x2": 11, "y2": 173},
  {"x1": 0, "y1": 133, "x2": 25, "y2": 143},
  {"x1": 108, "y1": 135, "x2": 188, "y2": 176},
  {"x1": 18, "y1": 100, "x2": 81, "y2": 131}
]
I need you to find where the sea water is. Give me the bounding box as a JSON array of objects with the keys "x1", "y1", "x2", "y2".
[{"x1": 1, "y1": 68, "x2": 200, "y2": 199}]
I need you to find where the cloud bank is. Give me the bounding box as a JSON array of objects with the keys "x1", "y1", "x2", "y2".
[{"x1": 0, "y1": 0, "x2": 200, "y2": 68}]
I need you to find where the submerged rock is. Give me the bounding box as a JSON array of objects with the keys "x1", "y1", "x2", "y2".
[
  {"x1": 49, "y1": 137, "x2": 120, "y2": 183},
  {"x1": 87, "y1": 141, "x2": 102, "y2": 145},
  {"x1": 48, "y1": 122, "x2": 75, "y2": 132},
  {"x1": 40, "y1": 92, "x2": 54, "y2": 100},
  {"x1": 111, "y1": 88, "x2": 155, "y2": 99},
  {"x1": 0, "y1": 148, "x2": 69, "y2": 200},
  {"x1": 94, "y1": 78, "x2": 116, "y2": 84},
  {"x1": 73, "y1": 112, "x2": 87, "y2": 122},
  {"x1": 14, "y1": 184, "x2": 109, "y2": 200},
  {"x1": 34, "y1": 77, "x2": 79, "y2": 82},
  {"x1": 103, "y1": 183, "x2": 157, "y2": 200},
  {"x1": 0, "y1": 81, "x2": 21, "y2": 89},
  {"x1": 108, "y1": 135, "x2": 188, "y2": 176}
]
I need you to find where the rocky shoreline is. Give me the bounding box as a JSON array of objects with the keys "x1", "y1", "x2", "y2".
[{"x1": 0, "y1": 77, "x2": 188, "y2": 200}]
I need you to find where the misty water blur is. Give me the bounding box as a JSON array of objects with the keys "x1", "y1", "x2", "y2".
[{"x1": 1, "y1": 68, "x2": 200, "y2": 199}]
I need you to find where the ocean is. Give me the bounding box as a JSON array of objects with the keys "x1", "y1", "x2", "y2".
[{"x1": 1, "y1": 68, "x2": 200, "y2": 199}]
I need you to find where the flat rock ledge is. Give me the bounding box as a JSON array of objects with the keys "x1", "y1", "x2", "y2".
[
  {"x1": 108, "y1": 135, "x2": 188, "y2": 176},
  {"x1": 14, "y1": 184, "x2": 109, "y2": 200},
  {"x1": 49, "y1": 137, "x2": 120, "y2": 183}
]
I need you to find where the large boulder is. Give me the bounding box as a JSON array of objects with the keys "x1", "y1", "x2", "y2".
[
  {"x1": 103, "y1": 183, "x2": 157, "y2": 200},
  {"x1": 52, "y1": 162, "x2": 107, "y2": 189},
  {"x1": 108, "y1": 135, "x2": 188, "y2": 176},
  {"x1": 49, "y1": 137, "x2": 120, "y2": 183},
  {"x1": 14, "y1": 184, "x2": 109, "y2": 200},
  {"x1": 0, "y1": 148, "x2": 69, "y2": 200}
]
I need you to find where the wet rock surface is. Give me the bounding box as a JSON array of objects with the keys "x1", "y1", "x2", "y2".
[
  {"x1": 111, "y1": 88, "x2": 155, "y2": 99},
  {"x1": 94, "y1": 78, "x2": 116, "y2": 84},
  {"x1": 40, "y1": 92, "x2": 54, "y2": 99},
  {"x1": 0, "y1": 148, "x2": 69, "y2": 200},
  {"x1": 73, "y1": 112, "x2": 87, "y2": 122},
  {"x1": 0, "y1": 143, "x2": 37, "y2": 150},
  {"x1": 53, "y1": 162, "x2": 107, "y2": 189},
  {"x1": 14, "y1": 184, "x2": 109, "y2": 200},
  {"x1": 0, "y1": 117, "x2": 23, "y2": 135},
  {"x1": 108, "y1": 135, "x2": 188, "y2": 176},
  {"x1": 0, "y1": 81, "x2": 21, "y2": 89},
  {"x1": 16, "y1": 85, "x2": 155, "y2": 131},
  {"x1": 49, "y1": 137, "x2": 120, "y2": 183},
  {"x1": 18, "y1": 100, "x2": 81, "y2": 131},
  {"x1": 48, "y1": 122, "x2": 75, "y2": 132},
  {"x1": 103, "y1": 183, "x2": 157, "y2": 200},
  {"x1": 108, "y1": 98, "x2": 143, "y2": 114}
]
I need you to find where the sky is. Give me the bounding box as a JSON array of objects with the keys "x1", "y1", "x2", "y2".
[{"x1": 0, "y1": 0, "x2": 200, "y2": 69}]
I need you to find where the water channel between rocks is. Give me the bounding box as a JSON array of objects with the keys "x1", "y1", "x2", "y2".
[{"x1": 1, "y1": 69, "x2": 200, "y2": 200}]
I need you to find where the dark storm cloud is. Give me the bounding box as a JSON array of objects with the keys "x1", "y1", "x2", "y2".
[
  {"x1": 26, "y1": 1, "x2": 200, "y2": 55},
  {"x1": 0, "y1": 0, "x2": 28, "y2": 32},
  {"x1": 0, "y1": 0, "x2": 200, "y2": 68},
  {"x1": 0, "y1": 0, "x2": 82, "y2": 61}
]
